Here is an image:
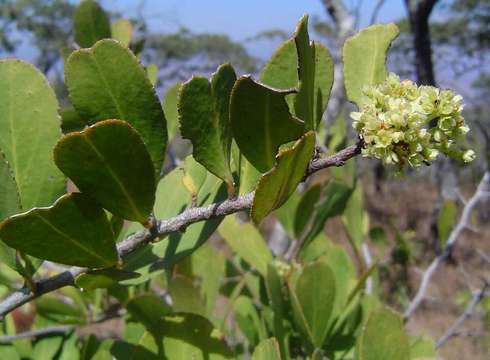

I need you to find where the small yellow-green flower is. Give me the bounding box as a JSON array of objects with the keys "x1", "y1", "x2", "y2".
[{"x1": 350, "y1": 73, "x2": 474, "y2": 169}]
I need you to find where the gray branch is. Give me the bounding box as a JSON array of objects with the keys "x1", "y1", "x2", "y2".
[
  {"x1": 0, "y1": 142, "x2": 362, "y2": 318},
  {"x1": 436, "y1": 280, "x2": 489, "y2": 348},
  {"x1": 404, "y1": 172, "x2": 490, "y2": 319},
  {"x1": 0, "y1": 325, "x2": 74, "y2": 344}
]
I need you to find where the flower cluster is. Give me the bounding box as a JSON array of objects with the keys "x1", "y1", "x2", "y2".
[{"x1": 350, "y1": 73, "x2": 475, "y2": 169}]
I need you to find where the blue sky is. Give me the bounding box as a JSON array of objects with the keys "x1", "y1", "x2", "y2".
[{"x1": 101, "y1": 0, "x2": 407, "y2": 41}]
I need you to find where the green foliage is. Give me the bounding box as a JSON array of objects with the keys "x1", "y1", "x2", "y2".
[
  {"x1": 0, "y1": 193, "x2": 117, "y2": 267},
  {"x1": 231, "y1": 76, "x2": 304, "y2": 173},
  {"x1": 73, "y1": 0, "x2": 111, "y2": 48},
  {"x1": 65, "y1": 39, "x2": 167, "y2": 176},
  {"x1": 343, "y1": 23, "x2": 399, "y2": 107},
  {"x1": 179, "y1": 64, "x2": 237, "y2": 193},
  {"x1": 0, "y1": 60, "x2": 65, "y2": 211},
  {"x1": 252, "y1": 131, "x2": 315, "y2": 224},
  {"x1": 54, "y1": 120, "x2": 156, "y2": 223},
  {"x1": 0, "y1": 9, "x2": 458, "y2": 358},
  {"x1": 358, "y1": 308, "x2": 410, "y2": 360}
]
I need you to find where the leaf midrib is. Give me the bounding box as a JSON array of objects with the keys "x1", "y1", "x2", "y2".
[
  {"x1": 83, "y1": 135, "x2": 144, "y2": 221},
  {"x1": 35, "y1": 212, "x2": 111, "y2": 266}
]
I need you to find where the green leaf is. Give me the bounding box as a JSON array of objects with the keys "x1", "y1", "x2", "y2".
[
  {"x1": 75, "y1": 268, "x2": 140, "y2": 290},
  {"x1": 122, "y1": 158, "x2": 227, "y2": 283},
  {"x1": 163, "y1": 82, "x2": 182, "y2": 141},
  {"x1": 60, "y1": 108, "x2": 87, "y2": 134},
  {"x1": 191, "y1": 244, "x2": 225, "y2": 317},
  {"x1": 252, "y1": 131, "x2": 315, "y2": 224},
  {"x1": 302, "y1": 181, "x2": 353, "y2": 248},
  {"x1": 0, "y1": 193, "x2": 117, "y2": 268},
  {"x1": 168, "y1": 276, "x2": 206, "y2": 316},
  {"x1": 233, "y1": 296, "x2": 265, "y2": 348},
  {"x1": 65, "y1": 39, "x2": 167, "y2": 176},
  {"x1": 133, "y1": 313, "x2": 233, "y2": 359},
  {"x1": 294, "y1": 15, "x2": 315, "y2": 130},
  {"x1": 342, "y1": 183, "x2": 368, "y2": 249},
  {"x1": 32, "y1": 336, "x2": 63, "y2": 360},
  {"x1": 274, "y1": 190, "x2": 301, "y2": 238},
  {"x1": 218, "y1": 216, "x2": 272, "y2": 276},
  {"x1": 111, "y1": 19, "x2": 133, "y2": 47},
  {"x1": 219, "y1": 216, "x2": 273, "y2": 276},
  {"x1": 36, "y1": 295, "x2": 86, "y2": 325},
  {"x1": 252, "y1": 338, "x2": 281, "y2": 360},
  {"x1": 358, "y1": 308, "x2": 410, "y2": 360},
  {"x1": 0, "y1": 60, "x2": 65, "y2": 210},
  {"x1": 409, "y1": 336, "x2": 437, "y2": 359},
  {"x1": 0, "y1": 152, "x2": 20, "y2": 221},
  {"x1": 73, "y1": 0, "x2": 111, "y2": 48},
  {"x1": 437, "y1": 200, "x2": 457, "y2": 246},
  {"x1": 289, "y1": 260, "x2": 336, "y2": 348},
  {"x1": 294, "y1": 184, "x2": 322, "y2": 238},
  {"x1": 231, "y1": 76, "x2": 304, "y2": 173},
  {"x1": 265, "y1": 263, "x2": 289, "y2": 358},
  {"x1": 179, "y1": 64, "x2": 237, "y2": 192},
  {"x1": 343, "y1": 23, "x2": 399, "y2": 107},
  {"x1": 260, "y1": 27, "x2": 334, "y2": 130},
  {"x1": 54, "y1": 119, "x2": 156, "y2": 223},
  {"x1": 126, "y1": 294, "x2": 172, "y2": 328},
  {"x1": 260, "y1": 39, "x2": 297, "y2": 90},
  {"x1": 146, "y1": 64, "x2": 158, "y2": 86}
]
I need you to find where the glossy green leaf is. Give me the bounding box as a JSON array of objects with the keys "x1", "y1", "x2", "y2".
[
  {"x1": 75, "y1": 268, "x2": 140, "y2": 290},
  {"x1": 302, "y1": 181, "x2": 353, "y2": 248},
  {"x1": 54, "y1": 120, "x2": 155, "y2": 223},
  {"x1": 219, "y1": 216, "x2": 273, "y2": 276},
  {"x1": 294, "y1": 184, "x2": 322, "y2": 238},
  {"x1": 437, "y1": 200, "x2": 457, "y2": 246},
  {"x1": 260, "y1": 32, "x2": 334, "y2": 130},
  {"x1": 289, "y1": 260, "x2": 336, "y2": 348},
  {"x1": 252, "y1": 131, "x2": 315, "y2": 224},
  {"x1": 252, "y1": 338, "x2": 281, "y2": 360},
  {"x1": 358, "y1": 308, "x2": 410, "y2": 360},
  {"x1": 73, "y1": 0, "x2": 111, "y2": 48},
  {"x1": 0, "y1": 152, "x2": 20, "y2": 221},
  {"x1": 65, "y1": 39, "x2": 167, "y2": 176},
  {"x1": 294, "y1": 15, "x2": 315, "y2": 130},
  {"x1": 111, "y1": 19, "x2": 133, "y2": 47},
  {"x1": 231, "y1": 76, "x2": 304, "y2": 173},
  {"x1": 179, "y1": 64, "x2": 236, "y2": 192},
  {"x1": 343, "y1": 23, "x2": 399, "y2": 107},
  {"x1": 0, "y1": 193, "x2": 117, "y2": 268},
  {"x1": 0, "y1": 60, "x2": 65, "y2": 210},
  {"x1": 163, "y1": 82, "x2": 182, "y2": 141},
  {"x1": 168, "y1": 276, "x2": 206, "y2": 316}
]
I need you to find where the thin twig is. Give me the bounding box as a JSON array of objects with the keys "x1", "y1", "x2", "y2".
[
  {"x1": 0, "y1": 326, "x2": 73, "y2": 343},
  {"x1": 435, "y1": 280, "x2": 489, "y2": 348},
  {"x1": 404, "y1": 172, "x2": 490, "y2": 319},
  {"x1": 0, "y1": 142, "x2": 362, "y2": 318}
]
